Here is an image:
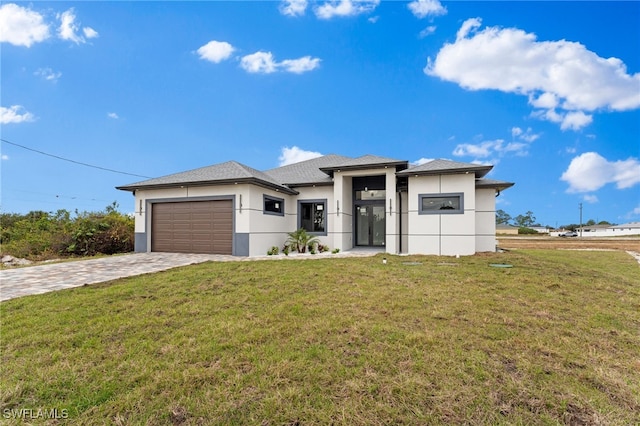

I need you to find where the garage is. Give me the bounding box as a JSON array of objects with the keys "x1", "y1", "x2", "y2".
[{"x1": 151, "y1": 200, "x2": 233, "y2": 255}]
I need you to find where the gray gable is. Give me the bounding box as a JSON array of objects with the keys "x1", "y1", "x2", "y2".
[
  {"x1": 264, "y1": 154, "x2": 351, "y2": 186},
  {"x1": 116, "y1": 160, "x2": 294, "y2": 193},
  {"x1": 319, "y1": 154, "x2": 408, "y2": 173},
  {"x1": 399, "y1": 159, "x2": 493, "y2": 178}
]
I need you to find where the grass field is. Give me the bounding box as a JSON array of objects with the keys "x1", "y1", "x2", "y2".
[{"x1": 1, "y1": 250, "x2": 639, "y2": 425}]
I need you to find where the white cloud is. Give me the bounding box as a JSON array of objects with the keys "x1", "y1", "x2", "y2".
[
  {"x1": 197, "y1": 40, "x2": 235, "y2": 63},
  {"x1": 511, "y1": 126, "x2": 540, "y2": 143},
  {"x1": 34, "y1": 67, "x2": 62, "y2": 82},
  {"x1": 83, "y1": 27, "x2": 98, "y2": 39},
  {"x1": 315, "y1": 0, "x2": 380, "y2": 19},
  {"x1": 419, "y1": 26, "x2": 437, "y2": 38},
  {"x1": 560, "y1": 111, "x2": 593, "y2": 131},
  {"x1": 583, "y1": 194, "x2": 599, "y2": 204},
  {"x1": 57, "y1": 8, "x2": 98, "y2": 44},
  {"x1": 241, "y1": 51, "x2": 320, "y2": 74},
  {"x1": 368, "y1": 16, "x2": 379, "y2": 24},
  {"x1": 280, "y1": 56, "x2": 321, "y2": 74},
  {"x1": 107, "y1": 112, "x2": 119, "y2": 119},
  {"x1": 408, "y1": 0, "x2": 446, "y2": 19},
  {"x1": 241, "y1": 51, "x2": 279, "y2": 74},
  {"x1": 426, "y1": 18, "x2": 640, "y2": 131},
  {"x1": 1, "y1": 154, "x2": 9, "y2": 161},
  {"x1": 561, "y1": 152, "x2": 640, "y2": 193},
  {"x1": 0, "y1": 3, "x2": 50, "y2": 47},
  {"x1": 453, "y1": 138, "x2": 529, "y2": 159},
  {"x1": 0, "y1": 105, "x2": 35, "y2": 124},
  {"x1": 278, "y1": 146, "x2": 323, "y2": 166},
  {"x1": 280, "y1": 0, "x2": 308, "y2": 17}
]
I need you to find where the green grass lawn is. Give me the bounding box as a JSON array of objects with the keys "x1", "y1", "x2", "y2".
[{"x1": 1, "y1": 251, "x2": 639, "y2": 425}]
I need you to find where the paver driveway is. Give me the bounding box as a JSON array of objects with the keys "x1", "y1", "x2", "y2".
[
  {"x1": 0, "y1": 252, "x2": 236, "y2": 302},
  {"x1": 0, "y1": 250, "x2": 380, "y2": 302}
]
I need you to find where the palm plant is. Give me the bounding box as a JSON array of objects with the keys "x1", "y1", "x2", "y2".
[{"x1": 285, "y1": 228, "x2": 319, "y2": 253}]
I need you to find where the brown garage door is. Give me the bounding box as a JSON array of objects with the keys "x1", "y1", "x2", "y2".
[{"x1": 151, "y1": 200, "x2": 233, "y2": 255}]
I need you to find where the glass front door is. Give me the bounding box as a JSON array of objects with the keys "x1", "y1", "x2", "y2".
[{"x1": 356, "y1": 204, "x2": 385, "y2": 246}]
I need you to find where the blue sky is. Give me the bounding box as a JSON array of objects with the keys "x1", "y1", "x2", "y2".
[{"x1": 1, "y1": 0, "x2": 639, "y2": 227}]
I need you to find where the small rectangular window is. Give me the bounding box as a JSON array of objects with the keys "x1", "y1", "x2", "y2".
[
  {"x1": 419, "y1": 193, "x2": 464, "y2": 214},
  {"x1": 299, "y1": 200, "x2": 327, "y2": 234},
  {"x1": 264, "y1": 195, "x2": 284, "y2": 216}
]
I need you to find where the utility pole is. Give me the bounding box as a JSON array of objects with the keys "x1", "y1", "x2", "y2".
[{"x1": 579, "y1": 203, "x2": 583, "y2": 237}]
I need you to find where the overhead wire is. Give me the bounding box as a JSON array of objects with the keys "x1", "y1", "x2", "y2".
[{"x1": 1, "y1": 138, "x2": 153, "y2": 179}]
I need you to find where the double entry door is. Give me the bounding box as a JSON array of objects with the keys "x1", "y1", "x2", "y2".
[{"x1": 356, "y1": 203, "x2": 385, "y2": 247}]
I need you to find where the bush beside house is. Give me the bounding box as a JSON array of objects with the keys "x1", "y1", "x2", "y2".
[{"x1": 0, "y1": 204, "x2": 134, "y2": 261}]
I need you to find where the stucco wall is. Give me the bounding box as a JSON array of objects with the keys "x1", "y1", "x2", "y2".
[
  {"x1": 406, "y1": 173, "x2": 477, "y2": 256},
  {"x1": 475, "y1": 188, "x2": 498, "y2": 252}
]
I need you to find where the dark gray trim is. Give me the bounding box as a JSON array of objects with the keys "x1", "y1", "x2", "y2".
[
  {"x1": 263, "y1": 194, "x2": 285, "y2": 216},
  {"x1": 234, "y1": 233, "x2": 250, "y2": 256},
  {"x1": 297, "y1": 199, "x2": 328, "y2": 236},
  {"x1": 418, "y1": 192, "x2": 465, "y2": 215},
  {"x1": 145, "y1": 195, "x2": 239, "y2": 255},
  {"x1": 117, "y1": 177, "x2": 297, "y2": 195},
  {"x1": 134, "y1": 232, "x2": 147, "y2": 252}
]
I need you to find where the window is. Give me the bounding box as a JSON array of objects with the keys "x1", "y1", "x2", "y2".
[
  {"x1": 419, "y1": 193, "x2": 464, "y2": 214},
  {"x1": 264, "y1": 195, "x2": 284, "y2": 216},
  {"x1": 298, "y1": 200, "x2": 327, "y2": 234}
]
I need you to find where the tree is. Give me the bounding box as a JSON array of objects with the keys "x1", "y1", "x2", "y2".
[
  {"x1": 496, "y1": 209, "x2": 512, "y2": 225},
  {"x1": 514, "y1": 211, "x2": 536, "y2": 228},
  {"x1": 585, "y1": 219, "x2": 596, "y2": 226}
]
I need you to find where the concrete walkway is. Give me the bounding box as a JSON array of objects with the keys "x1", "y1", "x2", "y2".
[{"x1": 0, "y1": 250, "x2": 380, "y2": 302}]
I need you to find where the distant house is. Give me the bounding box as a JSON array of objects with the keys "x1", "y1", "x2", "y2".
[
  {"x1": 117, "y1": 155, "x2": 514, "y2": 256},
  {"x1": 496, "y1": 224, "x2": 519, "y2": 235},
  {"x1": 551, "y1": 222, "x2": 640, "y2": 237}
]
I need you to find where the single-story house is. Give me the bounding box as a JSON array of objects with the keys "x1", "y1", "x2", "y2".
[
  {"x1": 551, "y1": 222, "x2": 640, "y2": 237},
  {"x1": 116, "y1": 154, "x2": 514, "y2": 257},
  {"x1": 496, "y1": 224, "x2": 519, "y2": 235}
]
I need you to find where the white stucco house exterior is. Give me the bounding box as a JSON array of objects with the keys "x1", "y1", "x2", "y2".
[{"x1": 116, "y1": 154, "x2": 514, "y2": 257}]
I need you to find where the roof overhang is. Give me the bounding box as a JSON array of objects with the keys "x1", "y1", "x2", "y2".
[
  {"x1": 116, "y1": 177, "x2": 299, "y2": 195},
  {"x1": 320, "y1": 161, "x2": 408, "y2": 177},
  {"x1": 397, "y1": 165, "x2": 493, "y2": 178}
]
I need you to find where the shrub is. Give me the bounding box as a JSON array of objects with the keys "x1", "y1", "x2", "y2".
[
  {"x1": 267, "y1": 246, "x2": 279, "y2": 256},
  {"x1": 285, "y1": 229, "x2": 319, "y2": 253},
  {"x1": 518, "y1": 227, "x2": 538, "y2": 235},
  {"x1": 0, "y1": 203, "x2": 134, "y2": 260}
]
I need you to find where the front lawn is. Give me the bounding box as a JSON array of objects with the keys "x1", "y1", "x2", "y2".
[{"x1": 1, "y1": 251, "x2": 639, "y2": 425}]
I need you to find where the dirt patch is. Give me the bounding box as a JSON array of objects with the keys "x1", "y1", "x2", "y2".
[{"x1": 497, "y1": 236, "x2": 640, "y2": 252}]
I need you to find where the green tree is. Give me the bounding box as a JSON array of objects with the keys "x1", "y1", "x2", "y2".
[
  {"x1": 514, "y1": 211, "x2": 536, "y2": 228},
  {"x1": 496, "y1": 209, "x2": 512, "y2": 225}
]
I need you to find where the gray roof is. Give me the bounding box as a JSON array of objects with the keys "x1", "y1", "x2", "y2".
[
  {"x1": 398, "y1": 159, "x2": 493, "y2": 178},
  {"x1": 475, "y1": 178, "x2": 515, "y2": 190},
  {"x1": 319, "y1": 154, "x2": 408, "y2": 173},
  {"x1": 610, "y1": 222, "x2": 640, "y2": 229},
  {"x1": 117, "y1": 155, "x2": 512, "y2": 194},
  {"x1": 264, "y1": 154, "x2": 351, "y2": 186},
  {"x1": 116, "y1": 160, "x2": 296, "y2": 194}
]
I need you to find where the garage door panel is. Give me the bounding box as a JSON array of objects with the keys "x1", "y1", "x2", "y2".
[{"x1": 151, "y1": 200, "x2": 233, "y2": 255}]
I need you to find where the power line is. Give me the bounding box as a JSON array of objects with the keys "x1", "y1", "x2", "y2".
[{"x1": 1, "y1": 138, "x2": 152, "y2": 179}]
